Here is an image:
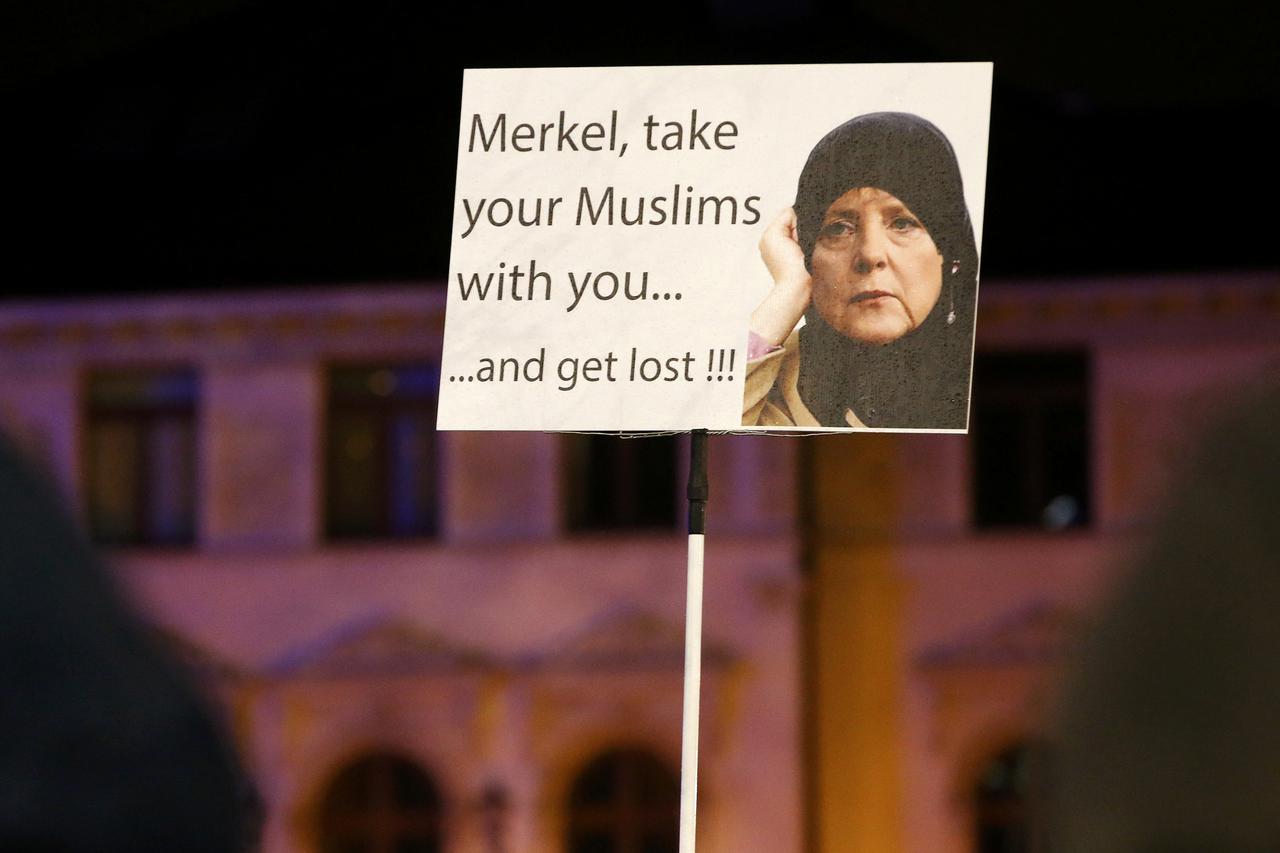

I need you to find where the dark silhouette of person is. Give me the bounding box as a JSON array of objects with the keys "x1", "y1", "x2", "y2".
[
  {"x1": 1049, "y1": 375, "x2": 1280, "y2": 852},
  {"x1": 0, "y1": 434, "x2": 256, "y2": 851}
]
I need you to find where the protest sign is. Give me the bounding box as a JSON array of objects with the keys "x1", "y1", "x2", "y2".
[{"x1": 438, "y1": 63, "x2": 991, "y2": 432}]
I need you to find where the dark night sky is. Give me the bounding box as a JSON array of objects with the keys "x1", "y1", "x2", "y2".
[{"x1": 2, "y1": 0, "x2": 1276, "y2": 298}]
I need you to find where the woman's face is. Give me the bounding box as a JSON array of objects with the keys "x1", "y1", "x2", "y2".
[{"x1": 810, "y1": 187, "x2": 943, "y2": 345}]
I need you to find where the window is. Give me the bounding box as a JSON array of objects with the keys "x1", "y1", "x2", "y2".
[
  {"x1": 567, "y1": 748, "x2": 679, "y2": 853},
  {"x1": 975, "y1": 744, "x2": 1033, "y2": 853},
  {"x1": 563, "y1": 435, "x2": 678, "y2": 532},
  {"x1": 86, "y1": 369, "x2": 197, "y2": 546},
  {"x1": 971, "y1": 351, "x2": 1090, "y2": 529},
  {"x1": 325, "y1": 364, "x2": 440, "y2": 540},
  {"x1": 318, "y1": 752, "x2": 442, "y2": 853}
]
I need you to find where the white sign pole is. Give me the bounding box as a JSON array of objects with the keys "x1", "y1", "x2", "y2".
[{"x1": 680, "y1": 430, "x2": 709, "y2": 853}]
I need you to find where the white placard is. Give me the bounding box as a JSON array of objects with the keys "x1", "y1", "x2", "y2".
[{"x1": 438, "y1": 63, "x2": 991, "y2": 432}]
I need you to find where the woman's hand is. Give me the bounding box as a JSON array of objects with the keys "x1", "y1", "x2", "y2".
[
  {"x1": 759, "y1": 206, "x2": 809, "y2": 290},
  {"x1": 750, "y1": 207, "x2": 813, "y2": 349}
]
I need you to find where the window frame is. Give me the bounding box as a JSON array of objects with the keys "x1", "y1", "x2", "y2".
[
  {"x1": 316, "y1": 751, "x2": 444, "y2": 853},
  {"x1": 81, "y1": 364, "x2": 200, "y2": 548},
  {"x1": 322, "y1": 360, "x2": 443, "y2": 543},
  {"x1": 560, "y1": 433, "x2": 683, "y2": 535},
  {"x1": 971, "y1": 741, "x2": 1040, "y2": 853},
  {"x1": 969, "y1": 349, "x2": 1093, "y2": 532},
  {"x1": 565, "y1": 747, "x2": 681, "y2": 853}
]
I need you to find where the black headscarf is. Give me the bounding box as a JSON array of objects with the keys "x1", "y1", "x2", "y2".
[{"x1": 793, "y1": 112, "x2": 979, "y2": 428}]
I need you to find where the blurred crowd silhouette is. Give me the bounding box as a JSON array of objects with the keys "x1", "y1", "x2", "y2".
[
  {"x1": 1046, "y1": 375, "x2": 1280, "y2": 852},
  {"x1": 0, "y1": 437, "x2": 259, "y2": 851}
]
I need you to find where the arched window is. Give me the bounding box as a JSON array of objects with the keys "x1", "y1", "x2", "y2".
[
  {"x1": 318, "y1": 752, "x2": 442, "y2": 853},
  {"x1": 567, "y1": 748, "x2": 679, "y2": 853},
  {"x1": 974, "y1": 743, "x2": 1032, "y2": 853}
]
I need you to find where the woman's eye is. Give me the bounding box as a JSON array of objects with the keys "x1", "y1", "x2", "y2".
[
  {"x1": 821, "y1": 220, "x2": 856, "y2": 238},
  {"x1": 889, "y1": 216, "x2": 920, "y2": 232}
]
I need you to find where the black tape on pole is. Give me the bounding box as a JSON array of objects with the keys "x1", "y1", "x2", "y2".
[{"x1": 687, "y1": 429, "x2": 709, "y2": 535}]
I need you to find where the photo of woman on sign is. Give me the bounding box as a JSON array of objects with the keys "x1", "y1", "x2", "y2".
[{"x1": 742, "y1": 112, "x2": 979, "y2": 429}]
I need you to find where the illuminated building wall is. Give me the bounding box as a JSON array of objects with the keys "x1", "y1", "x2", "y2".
[
  {"x1": 0, "y1": 286, "x2": 802, "y2": 853},
  {"x1": 0, "y1": 273, "x2": 1276, "y2": 852}
]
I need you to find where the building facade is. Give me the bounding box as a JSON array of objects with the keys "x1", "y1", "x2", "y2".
[
  {"x1": 804, "y1": 273, "x2": 1280, "y2": 852},
  {"x1": 0, "y1": 287, "x2": 803, "y2": 853},
  {"x1": 0, "y1": 272, "x2": 1276, "y2": 852}
]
